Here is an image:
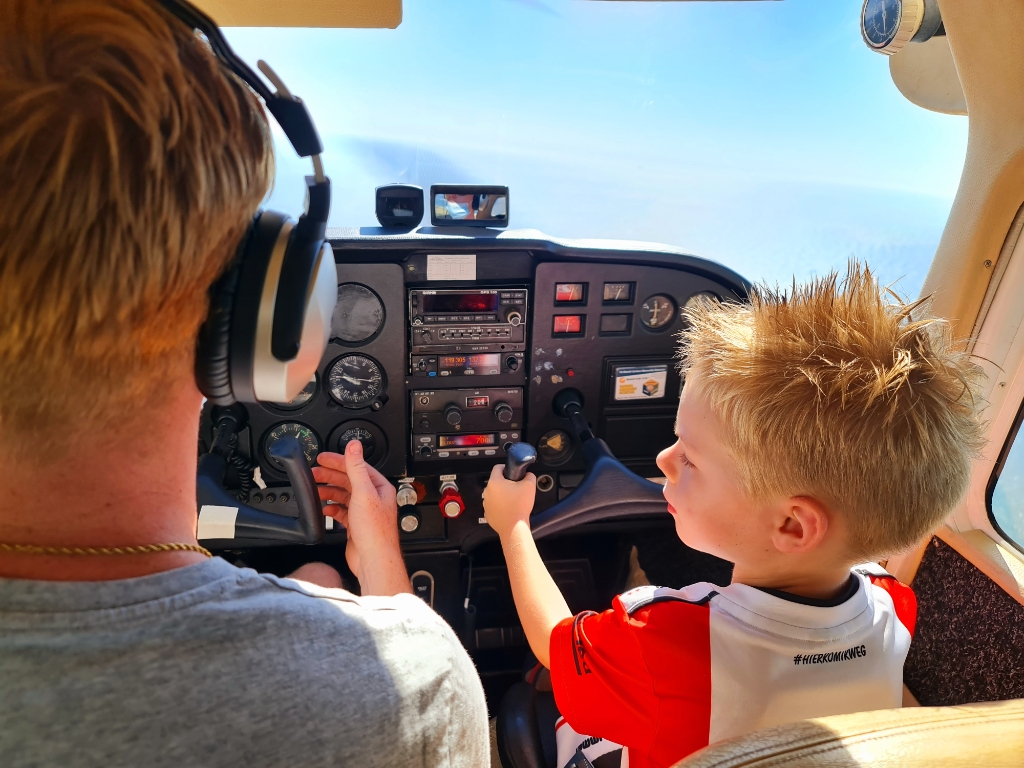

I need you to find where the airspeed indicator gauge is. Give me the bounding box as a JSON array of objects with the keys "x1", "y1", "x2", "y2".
[
  {"x1": 640, "y1": 294, "x2": 677, "y2": 330},
  {"x1": 328, "y1": 354, "x2": 385, "y2": 408},
  {"x1": 263, "y1": 423, "x2": 320, "y2": 472}
]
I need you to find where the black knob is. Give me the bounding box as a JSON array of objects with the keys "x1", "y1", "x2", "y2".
[
  {"x1": 419, "y1": 445, "x2": 432, "y2": 457},
  {"x1": 445, "y1": 405, "x2": 462, "y2": 426},
  {"x1": 421, "y1": 329, "x2": 432, "y2": 342},
  {"x1": 503, "y1": 442, "x2": 537, "y2": 481},
  {"x1": 494, "y1": 403, "x2": 513, "y2": 423},
  {"x1": 505, "y1": 356, "x2": 519, "y2": 371},
  {"x1": 506, "y1": 309, "x2": 522, "y2": 326}
]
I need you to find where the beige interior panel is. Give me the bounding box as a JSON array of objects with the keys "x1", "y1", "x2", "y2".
[
  {"x1": 192, "y1": 0, "x2": 401, "y2": 28},
  {"x1": 919, "y1": 0, "x2": 1024, "y2": 339},
  {"x1": 889, "y1": 36, "x2": 967, "y2": 116},
  {"x1": 676, "y1": 698, "x2": 1024, "y2": 768}
]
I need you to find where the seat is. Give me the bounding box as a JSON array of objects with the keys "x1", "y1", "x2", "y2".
[
  {"x1": 674, "y1": 698, "x2": 1024, "y2": 768},
  {"x1": 496, "y1": 682, "x2": 560, "y2": 768}
]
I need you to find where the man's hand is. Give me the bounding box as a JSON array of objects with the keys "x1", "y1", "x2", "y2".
[
  {"x1": 312, "y1": 440, "x2": 411, "y2": 596},
  {"x1": 483, "y1": 464, "x2": 537, "y2": 540}
]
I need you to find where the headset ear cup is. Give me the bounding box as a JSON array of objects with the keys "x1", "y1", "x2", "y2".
[{"x1": 195, "y1": 221, "x2": 256, "y2": 404}]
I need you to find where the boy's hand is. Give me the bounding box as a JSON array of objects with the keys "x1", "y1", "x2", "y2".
[
  {"x1": 312, "y1": 441, "x2": 411, "y2": 596},
  {"x1": 483, "y1": 464, "x2": 537, "y2": 540}
]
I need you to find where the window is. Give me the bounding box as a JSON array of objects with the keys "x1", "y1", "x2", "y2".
[
  {"x1": 990, "y1": 401, "x2": 1024, "y2": 553},
  {"x1": 223, "y1": 0, "x2": 967, "y2": 297}
]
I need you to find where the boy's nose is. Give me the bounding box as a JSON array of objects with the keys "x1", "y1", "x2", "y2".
[{"x1": 656, "y1": 445, "x2": 674, "y2": 480}]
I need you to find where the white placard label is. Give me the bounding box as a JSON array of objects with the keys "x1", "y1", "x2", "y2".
[
  {"x1": 427, "y1": 254, "x2": 476, "y2": 281},
  {"x1": 613, "y1": 365, "x2": 668, "y2": 401},
  {"x1": 197, "y1": 505, "x2": 238, "y2": 540}
]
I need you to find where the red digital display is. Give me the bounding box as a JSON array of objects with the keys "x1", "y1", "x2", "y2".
[
  {"x1": 553, "y1": 315, "x2": 583, "y2": 335},
  {"x1": 440, "y1": 353, "x2": 501, "y2": 371},
  {"x1": 466, "y1": 396, "x2": 490, "y2": 408},
  {"x1": 422, "y1": 292, "x2": 499, "y2": 313},
  {"x1": 439, "y1": 433, "x2": 497, "y2": 448}
]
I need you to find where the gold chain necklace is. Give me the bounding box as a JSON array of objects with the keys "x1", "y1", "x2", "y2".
[{"x1": 0, "y1": 542, "x2": 212, "y2": 558}]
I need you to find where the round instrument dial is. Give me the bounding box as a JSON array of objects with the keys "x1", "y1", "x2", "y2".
[
  {"x1": 330, "y1": 420, "x2": 387, "y2": 466},
  {"x1": 861, "y1": 0, "x2": 902, "y2": 48},
  {"x1": 338, "y1": 426, "x2": 375, "y2": 456},
  {"x1": 270, "y1": 374, "x2": 317, "y2": 411},
  {"x1": 683, "y1": 291, "x2": 720, "y2": 315},
  {"x1": 332, "y1": 284, "x2": 384, "y2": 343},
  {"x1": 327, "y1": 355, "x2": 384, "y2": 408},
  {"x1": 263, "y1": 422, "x2": 320, "y2": 472},
  {"x1": 640, "y1": 294, "x2": 677, "y2": 330}
]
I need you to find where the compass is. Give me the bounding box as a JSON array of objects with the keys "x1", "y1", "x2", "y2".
[{"x1": 860, "y1": 0, "x2": 941, "y2": 56}]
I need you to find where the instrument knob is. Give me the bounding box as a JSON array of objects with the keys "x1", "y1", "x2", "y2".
[
  {"x1": 444, "y1": 405, "x2": 463, "y2": 426},
  {"x1": 396, "y1": 484, "x2": 418, "y2": 507},
  {"x1": 494, "y1": 403, "x2": 513, "y2": 423},
  {"x1": 506, "y1": 309, "x2": 522, "y2": 326},
  {"x1": 505, "y1": 356, "x2": 519, "y2": 371},
  {"x1": 439, "y1": 488, "x2": 465, "y2": 518},
  {"x1": 421, "y1": 329, "x2": 432, "y2": 342}
]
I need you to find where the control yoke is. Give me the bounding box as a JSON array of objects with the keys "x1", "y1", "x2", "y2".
[
  {"x1": 527, "y1": 388, "x2": 668, "y2": 539},
  {"x1": 196, "y1": 405, "x2": 325, "y2": 546}
]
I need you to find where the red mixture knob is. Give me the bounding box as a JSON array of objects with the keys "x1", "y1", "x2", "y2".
[{"x1": 438, "y1": 488, "x2": 465, "y2": 519}]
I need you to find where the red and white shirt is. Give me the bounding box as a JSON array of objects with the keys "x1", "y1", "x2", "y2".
[{"x1": 550, "y1": 564, "x2": 917, "y2": 768}]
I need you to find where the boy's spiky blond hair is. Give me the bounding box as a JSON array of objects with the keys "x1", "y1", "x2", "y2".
[
  {"x1": 678, "y1": 262, "x2": 986, "y2": 559},
  {"x1": 0, "y1": 0, "x2": 273, "y2": 453}
]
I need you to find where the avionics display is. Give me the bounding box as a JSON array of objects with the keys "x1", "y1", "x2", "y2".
[
  {"x1": 421, "y1": 292, "x2": 500, "y2": 313},
  {"x1": 409, "y1": 287, "x2": 528, "y2": 377},
  {"x1": 438, "y1": 433, "x2": 497, "y2": 448},
  {"x1": 440, "y1": 353, "x2": 501, "y2": 375}
]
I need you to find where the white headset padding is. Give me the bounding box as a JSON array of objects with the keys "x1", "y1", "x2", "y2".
[{"x1": 251, "y1": 229, "x2": 337, "y2": 403}]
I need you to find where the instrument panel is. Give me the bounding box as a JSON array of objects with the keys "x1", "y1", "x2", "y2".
[{"x1": 200, "y1": 237, "x2": 747, "y2": 552}]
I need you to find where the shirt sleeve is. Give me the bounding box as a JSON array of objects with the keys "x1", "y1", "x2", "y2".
[
  {"x1": 868, "y1": 575, "x2": 918, "y2": 636},
  {"x1": 548, "y1": 597, "x2": 660, "y2": 755}
]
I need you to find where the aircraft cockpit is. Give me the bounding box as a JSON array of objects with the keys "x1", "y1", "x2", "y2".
[{"x1": 5, "y1": 0, "x2": 1023, "y2": 766}]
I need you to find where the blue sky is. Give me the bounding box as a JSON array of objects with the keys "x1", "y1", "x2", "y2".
[{"x1": 224, "y1": 0, "x2": 968, "y2": 298}]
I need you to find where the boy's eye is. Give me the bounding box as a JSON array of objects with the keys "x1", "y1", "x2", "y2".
[{"x1": 680, "y1": 452, "x2": 694, "y2": 469}]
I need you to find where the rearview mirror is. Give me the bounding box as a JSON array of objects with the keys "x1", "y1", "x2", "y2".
[{"x1": 430, "y1": 185, "x2": 509, "y2": 228}]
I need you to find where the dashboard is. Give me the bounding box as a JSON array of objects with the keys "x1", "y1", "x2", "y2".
[{"x1": 199, "y1": 230, "x2": 745, "y2": 701}]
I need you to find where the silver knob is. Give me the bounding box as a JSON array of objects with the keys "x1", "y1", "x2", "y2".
[{"x1": 396, "y1": 484, "x2": 418, "y2": 507}]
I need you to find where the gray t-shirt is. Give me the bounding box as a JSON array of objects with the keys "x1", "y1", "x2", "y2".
[{"x1": 0, "y1": 557, "x2": 489, "y2": 767}]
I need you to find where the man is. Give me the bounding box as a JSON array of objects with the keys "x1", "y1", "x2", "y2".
[{"x1": 0, "y1": 1, "x2": 489, "y2": 765}]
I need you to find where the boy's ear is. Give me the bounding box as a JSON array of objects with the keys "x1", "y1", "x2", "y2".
[{"x1": 772, "y1": 496, "x2": 831, "y2": 554}]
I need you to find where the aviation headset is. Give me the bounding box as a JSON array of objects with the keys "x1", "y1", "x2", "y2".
[{"x1": 158, "y1": 0, "x2": 337, "y2": 406}]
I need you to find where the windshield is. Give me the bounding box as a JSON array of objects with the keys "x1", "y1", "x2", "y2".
[{"x1": 224, "y1": 0, "x2": 967, "y2": 296}]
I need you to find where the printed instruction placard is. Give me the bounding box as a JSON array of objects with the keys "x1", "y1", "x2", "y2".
[
  {"x1": 427, "y1": 254, "x2": 476, "y2": 281},
  {"x1": 613, "y1": 364, "x2": 668, "y2": 401}
]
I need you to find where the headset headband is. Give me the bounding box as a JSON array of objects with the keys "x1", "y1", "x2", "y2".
[{"x1": 156, "y1": 0, "x2": 326, "y2": 180}]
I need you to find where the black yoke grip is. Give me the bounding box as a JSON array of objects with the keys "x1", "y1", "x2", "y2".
[
  {"x1": 504, "y1": 442, "x2": 538, "y2": 481},
  {"x1": 196, "y1": 437, "x2": 325, "y2": 546}
]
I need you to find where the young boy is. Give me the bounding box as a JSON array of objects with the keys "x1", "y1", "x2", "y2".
[{"x1": 484, "y1": 264, "x2": 984, "y2": 768}]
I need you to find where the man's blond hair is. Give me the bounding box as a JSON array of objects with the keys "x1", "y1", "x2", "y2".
[
  {"x1": 679, "y1": 262, "x2": 985, "y2": 559},
  {"x1": 0, "y1": 0, "x2": 273, "y2": 451}
]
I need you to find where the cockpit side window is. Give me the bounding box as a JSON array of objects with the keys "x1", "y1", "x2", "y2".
[{"x1": 989, "y1": 399, "x2": 1024, "y2": 554}]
